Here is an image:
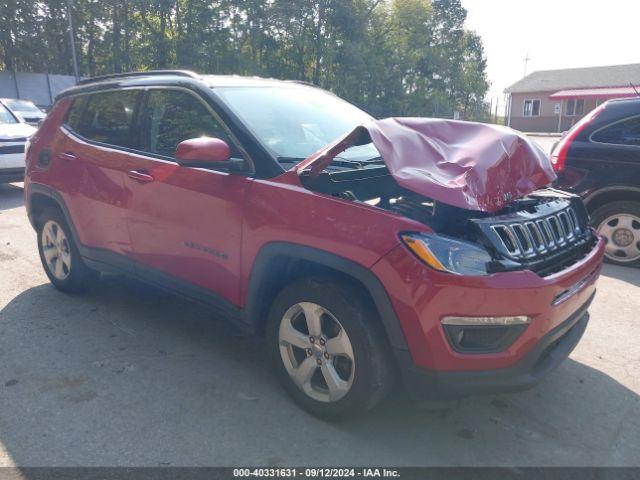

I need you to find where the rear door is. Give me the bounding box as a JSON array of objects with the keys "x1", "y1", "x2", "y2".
[
  {"x1": 122, "y1": 88, "x2": 252, "y2": 306},
  {"x1": 59, "y1": 90, "x2": 141, "y2": 260}
]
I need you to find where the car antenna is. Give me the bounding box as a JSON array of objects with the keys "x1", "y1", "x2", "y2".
[{"x1": 630, "y1": 82, "x2": 640, "y2": 97}]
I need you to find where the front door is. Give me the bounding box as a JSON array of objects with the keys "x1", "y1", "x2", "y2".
[{"x1": 123, "y1": 88, "x2": 251, "y2": 306}]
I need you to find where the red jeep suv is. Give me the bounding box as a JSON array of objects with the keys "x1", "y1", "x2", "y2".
[{"x1": 24, "y1": 71, "x2": 604, "y2": 420}]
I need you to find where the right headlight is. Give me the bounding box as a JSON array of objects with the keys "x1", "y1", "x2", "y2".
[{"x1": 400, "y1": 232, "x2": 493, "y2": 276}]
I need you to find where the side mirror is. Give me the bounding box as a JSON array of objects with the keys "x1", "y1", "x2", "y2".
[
  {"x1": 175, "y1": 137, "x2": 249, "y2": 173},
  {"x1": 175, "y1": 137, "x2": 231, "y2": 166}
]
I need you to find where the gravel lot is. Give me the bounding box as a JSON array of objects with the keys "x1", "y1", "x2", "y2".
[{"x1": 0, "y1": 180, "x2": 638, "y2": 467}]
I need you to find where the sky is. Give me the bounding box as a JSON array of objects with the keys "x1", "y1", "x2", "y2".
[{"x1": 462, "y1": 0, "x2": 639, "y2": 105}]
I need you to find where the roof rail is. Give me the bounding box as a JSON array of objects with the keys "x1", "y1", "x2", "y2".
[
  {"x1": 285, "y1": 79, "x2": 318, "y2": 88},
  {"x1": 77, "y1": 70, "x2": 200, "y2": 86}
]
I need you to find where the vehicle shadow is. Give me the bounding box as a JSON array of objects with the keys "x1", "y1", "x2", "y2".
[
  {"x1": 0, "y1": 276, "x2": 637, "y2": 467},
  {"x1": 601, "y1": 263, "x2": 640, "y2": 288},
  {"x1": 0, "y1": 183, "x2": 25, "y2": 211}
]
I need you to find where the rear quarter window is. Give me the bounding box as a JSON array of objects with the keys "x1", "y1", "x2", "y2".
[
  {"x1": 73, "y1": 90, "x2": 141, "y2": 149},
  {"x1": 591, "y1": 115, "x2": 640, "y2": 146}
]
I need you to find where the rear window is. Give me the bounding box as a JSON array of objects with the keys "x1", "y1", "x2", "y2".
[
  {"x1": 73, "y1": 90, "x2": 141, "y2": 149},
  {"x1": 592, "y1": 115, "x2": 640, "y2": 146}
]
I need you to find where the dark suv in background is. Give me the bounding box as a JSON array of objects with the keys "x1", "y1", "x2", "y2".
[{"x1": 554, "y1": 97, "x2": 640, "y2": 266}]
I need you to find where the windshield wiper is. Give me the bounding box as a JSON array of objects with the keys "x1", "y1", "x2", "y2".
[
  {"x1": 332, "y1": 155, "x2": 384, "y2": 168},
  {"x1": 276, "y1": 156, "x2": 305, "y2": 164}
]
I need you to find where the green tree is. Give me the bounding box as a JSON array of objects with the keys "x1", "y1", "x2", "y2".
[{"x1": 0, "y1": 0, "x2": 489, "y2": 120}]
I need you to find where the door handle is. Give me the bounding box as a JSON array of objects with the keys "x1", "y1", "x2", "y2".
[
  {"x1": 57, "y1": 151, "x2": 77, "y2": 161},
  {"x1": 127, "y1": 170, "x2": 155, "y2": 183}
]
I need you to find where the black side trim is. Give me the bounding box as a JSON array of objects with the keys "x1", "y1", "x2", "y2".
[
  {"x1": 27, "y1": 184, "x2": 76, "y2": 232},
  {"x1": 78, "y1": 247, "x2": 246, "y2": 330},
  {"x1": 128, "y1": 256, "x2": 245, "y2": 329},
  {"x1": 245, "y1": 242, "x2": 410, "y2": 352}
]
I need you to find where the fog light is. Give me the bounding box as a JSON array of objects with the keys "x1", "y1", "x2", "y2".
[{"x1": 442, "y1": 316, "x2": 531, "y2": 353}]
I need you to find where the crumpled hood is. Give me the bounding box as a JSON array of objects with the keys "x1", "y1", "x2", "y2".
[{"x1": 296, "y1": 117, "x2": 556, "y2": 212}]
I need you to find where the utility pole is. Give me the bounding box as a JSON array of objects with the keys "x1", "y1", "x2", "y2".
[
  {"x1": 67, "y1": 0, "x2": 80, "y2": 82},
  {"x1": 523, "y1": 52, "x2": 531, "y2": 77}
]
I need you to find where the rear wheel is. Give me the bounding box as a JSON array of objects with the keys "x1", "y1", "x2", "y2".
[
  {"x1": 37, "y1": 208, "x2": 98, "y2": 292},
  {"x1": 591, "y1": 201, "x2": 640, "y2": 267},
  {"x1": 266, "y1": 277, "x2": 394, "y2": 421}
]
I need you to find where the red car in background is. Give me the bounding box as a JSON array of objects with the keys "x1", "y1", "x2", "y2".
[{"x1": 24, "y1": 71, "x2": 604, "y2": 420}]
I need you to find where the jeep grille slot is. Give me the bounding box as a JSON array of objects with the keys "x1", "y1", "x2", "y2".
[
  {"x1": 526, "y1": 222, "x2": 544, "y2": 251},
  {"x1": 492, "y1": 225, "x2": 518, "y2": 254}
]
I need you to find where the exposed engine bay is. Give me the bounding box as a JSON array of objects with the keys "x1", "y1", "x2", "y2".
[
  {"x1": 300, "y1": 162, "x2": 596, "y2": 277},
  {"x1": 296, "y1": 118, "x2": 597, "y2": 276}
]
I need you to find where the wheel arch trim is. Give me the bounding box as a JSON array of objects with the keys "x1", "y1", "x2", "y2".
[
  {"x1": 584, "y1": 186, "x2": 640, "y2": 208},
  {"x1": 27, "y1": 184, "x2": 81, "y2": 242},
  {"x1": 244, "y1": 242, "x2": 410, "y2": 352}
]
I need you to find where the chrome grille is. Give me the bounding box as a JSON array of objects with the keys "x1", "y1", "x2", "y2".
[{"x1": 488, "y1": 206, "x2": 583, "y2": 260}]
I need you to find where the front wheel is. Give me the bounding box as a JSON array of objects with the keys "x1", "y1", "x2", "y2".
[
  {"x1": 591, "y1": 201, "x2": 640, "y2": 267},
  {"x1": 266, "y1": 277, "x2": 394, "y2": 421}
]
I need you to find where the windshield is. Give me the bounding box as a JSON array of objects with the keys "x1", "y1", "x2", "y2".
[
  {"x1": 5, "y1": 99, "x2": 42, "y2": 114},
  {"x1": 0, "y1": 105, "x2": 18, "y2": 124},
  {"x1": 214, "y1": 86, "x2": 379, "y2": 162}
]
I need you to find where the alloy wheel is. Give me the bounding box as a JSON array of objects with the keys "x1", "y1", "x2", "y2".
[
  {"x1": 597, "y1": 213, "x2": 640, "y2": 263},
  {"x1": 41, "y1": 220, "x2": 72, "y2": 280},
  {"x1": 278, "y1": 302, "x2": 355, "y2": 403}
]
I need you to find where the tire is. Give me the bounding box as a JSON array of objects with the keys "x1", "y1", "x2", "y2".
[
  {"x1": 37, "y1": 208, "x2": 98, "y2": 292},
  {"x1": 591, "y1": 201, "x2": 640, "y2": 267},
  {"x1": 266, "y1": 276, "x2": 394, "y2": 421}
]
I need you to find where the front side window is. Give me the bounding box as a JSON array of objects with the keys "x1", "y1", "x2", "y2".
[
  {"x1": 523, "y1": 99, "x2": 540, "y2": 117},
  {"x1": 214, "y1": 86, "x2": 377, "y2": 162},
  {"x1": 592, "y1": 116, "x2": 640, "y2": 146},
  {"x1": 76, "y1": 90, "x2": 140, "y2": 148},
  {"x1": 0, "y1": 104, "x2": 18, "y2": 124},
  {"x1": 139, "y1": 89, "x2": 238, "y2": 159}
]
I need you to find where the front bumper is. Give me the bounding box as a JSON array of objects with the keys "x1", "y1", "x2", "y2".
[
  {"x1": 396, "y1": 293, "x2": 593, "y2": 400},
  {"x1": 371, "y1": 234, "x2": 604, "y2": 399}
]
